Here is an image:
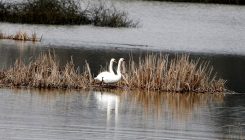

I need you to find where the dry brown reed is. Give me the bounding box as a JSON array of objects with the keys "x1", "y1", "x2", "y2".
[
  {"x1": 0, "y1": 52, "x2": 92, "y2": 89},
  {"x1": 120, "y1": 54, "x2": 226, "y2": 93},
  {"x1": 0, "y1": 52, "x2": 225, "y2": 93},
  {"x1": 0, "y1": 31, "x2": 41, "y2": 42}
]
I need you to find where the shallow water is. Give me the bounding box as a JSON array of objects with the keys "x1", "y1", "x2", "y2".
[{"x1": 0, "y1": 88, "x2": 244, "y2": 139}]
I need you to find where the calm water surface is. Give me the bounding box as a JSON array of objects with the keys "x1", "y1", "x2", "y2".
[{"x1": 0, "y1": 88, "x2": 244, "y2": 139}]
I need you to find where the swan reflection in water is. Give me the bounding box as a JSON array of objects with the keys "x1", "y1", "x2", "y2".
[{"x1": 94, "y1": 90, "x2": 122, "y2": 127}]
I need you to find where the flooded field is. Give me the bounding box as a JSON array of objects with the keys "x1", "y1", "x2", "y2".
[{"x1": 0, "y1": 0, "x2": 245, "y2": 139}]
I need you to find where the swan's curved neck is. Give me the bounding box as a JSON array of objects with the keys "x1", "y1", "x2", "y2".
[
  {"x1": 117, "y1": 60, "x2": 122, "y2": 76},
  {"x1": 109, "y1": 60, "x2": 114, "y2": 74}
]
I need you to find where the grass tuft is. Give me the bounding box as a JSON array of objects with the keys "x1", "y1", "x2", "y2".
[
  {"x1": 121, "y1": 54, "x2": 226, "y2": 93},
  {"x1": 0, "y1": 31, "x2": 41, "y2": 42},
  {"x1": 0, "y1": 52, "x2": 92, "y2": 89}
]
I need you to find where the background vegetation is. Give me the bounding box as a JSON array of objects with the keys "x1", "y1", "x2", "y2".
[
  {"x1": 0, "y1": 0, "x2": 137, "y2": 27},
  {"x1": 144, "y1": 0, "x2": 245, "y2": 5}
]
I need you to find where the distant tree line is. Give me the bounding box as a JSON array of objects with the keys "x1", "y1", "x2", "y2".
[
  {"x1": 0, "y1": 0, "x2": 138, "y2": 27},
  {"x1": 146, "y1": 0, "x2": 244, "y2": 5}
]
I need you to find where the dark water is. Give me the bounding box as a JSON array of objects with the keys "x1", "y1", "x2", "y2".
[
  {"x1": 0, "y1": 88, "x2": 244, "y2": 139},
  {"x1": 0, "y1": 42, "x2": 245, "y2": 93}
]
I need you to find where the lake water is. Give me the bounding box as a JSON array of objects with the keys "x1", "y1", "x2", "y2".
[
  {"x1": 0, "y1": 0, "x2": 245, "y2": 139},
  {"x1": 0, "y1": 88, "x2": 244, "y2": 139}
]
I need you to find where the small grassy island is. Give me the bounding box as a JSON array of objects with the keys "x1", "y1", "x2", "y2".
[
  {"x1": 0, "y1": 52, "x2": 226, "y2": 93},
  {"x1": 0, "y1": 0, "x2": 137, "y2": 27}
]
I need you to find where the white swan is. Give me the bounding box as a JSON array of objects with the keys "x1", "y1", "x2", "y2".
[
  {"x1": 94, "y1": 58, "x2": 116, "y2": 83},
  {"x1": 94, "y1": 58, "x2": 125, "y2": 84}
]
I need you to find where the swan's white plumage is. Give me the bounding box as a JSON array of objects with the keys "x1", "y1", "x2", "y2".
[
  {"x1": 94, "y1": 58, "x2": 124, "y2": 84},
  {"x1": 94, "y1": 58, "x2": 116, "y2": 83}
]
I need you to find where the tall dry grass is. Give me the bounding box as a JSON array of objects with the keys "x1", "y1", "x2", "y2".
[
  {"x1": 121, "y1": 54, "x2": 225, "y2": 93},
  {"x1": 0, "y1": 52, "x2": 225, "y2": 93},
  {"x1": 0, "y1": 31, "x2": 41, "y2": 42},
  {"x1": 0, "y1": 52, "x2": 92, "y2": 89}
]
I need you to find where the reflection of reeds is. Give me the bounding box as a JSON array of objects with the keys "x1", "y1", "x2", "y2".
[
  {"x1": 92, "y1": 89, "x2": 224, "y2": 121},
  {"x1": 0, "y1": 52, "x2": 92, "y2": 89},
  {"x1": 122, "y1": 90, "x2": 224, "y2": 120},
  {"x1": 0, "y1": 31, "x2": 41, "y2": 42},
  {"x1": 121, "y1": 55, "x2": 226, "y2": 93}
]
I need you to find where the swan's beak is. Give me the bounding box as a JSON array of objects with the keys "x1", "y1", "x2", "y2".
[{"x1": 114, "y1": 61, "x2": 117, "y2": 63}]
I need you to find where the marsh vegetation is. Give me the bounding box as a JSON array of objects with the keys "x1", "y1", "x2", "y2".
[
  {"x1": 0, "y1": 52, "x2": 225, "y2": 93},
  {"x1": 0, "y1": 31, "x2": 41, "y2": 42},
  {"x1": 0, "y1": 0, "x2": 137, "y2": 27},
  {"x1": 122, "y1": 55, "x2": 226, "y2": 92},
  {"x1": 0, "y1": 52, "x2": 92, "y2": 89}
]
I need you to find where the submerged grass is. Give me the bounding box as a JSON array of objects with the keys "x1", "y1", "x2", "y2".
[
  {"x1": 0, "y1": 0, "x2": 137, "y2": 27},
  {"x1": 0, "y1": 31, "x2": 41, "y2": 42},
  {"x1": 0, "y1": 52, "x2": 225, "y2": 93}
]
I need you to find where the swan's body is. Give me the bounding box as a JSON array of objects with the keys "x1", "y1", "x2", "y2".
[
  {"x1": 94, "y1": 58, "x2": 124, "y2": 84},
  {"x1": 94, "y1": 58, "x2": 116, "y2": 83}
]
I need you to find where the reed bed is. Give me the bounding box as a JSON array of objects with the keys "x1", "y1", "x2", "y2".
[
  {"x1": 0, "y1": 31, "x2": 41, "y2": 42},
  {"x1": 121, "y1": 54, "x2": 226, "y2": 93},
  {"x1": 0, "y1": 52, "x2": 92, "y2": 89},
  {"x1": 0, "y1": 52, "x2": 225, "y2": 93}
]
